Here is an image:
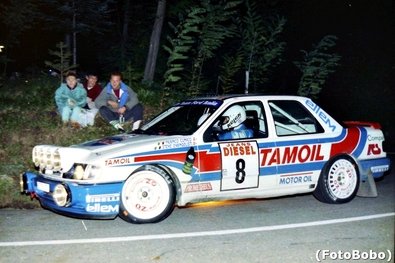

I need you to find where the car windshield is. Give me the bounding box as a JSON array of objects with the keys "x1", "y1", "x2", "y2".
[{"x1": 136, "y1": 100, "x2": 222, "y2": 135}]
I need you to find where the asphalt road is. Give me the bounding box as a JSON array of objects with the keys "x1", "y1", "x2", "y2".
[{"x1": 1, "y1": 164, "x2": 394, "y2": 263}]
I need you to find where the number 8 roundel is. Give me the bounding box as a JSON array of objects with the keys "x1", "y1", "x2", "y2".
[{"x1": 219, "y1": 141, "x2": 260, "y2": 191}]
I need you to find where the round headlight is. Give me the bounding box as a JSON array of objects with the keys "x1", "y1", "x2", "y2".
[{"x1": 53, "y1": 184, "x2": 69, "y2": 207}]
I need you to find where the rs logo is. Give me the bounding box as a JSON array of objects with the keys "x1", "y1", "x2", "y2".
[{"x1": 367, "y1": 144, "x2": 381, "y2": 155}]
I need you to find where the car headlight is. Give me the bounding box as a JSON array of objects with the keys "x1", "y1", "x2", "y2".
[
  {"x1": 45, "y1": 148, "x2": 53, "y2": 170},
  {"x1": 53, "y1": 149, "x2": 61, "y2": 170},
  {"x1": 63, "y1": 164, "x2": 98, "y2": 180},
  {"x1": 33, "y1": 146, "x2": 40, "y2": 168},
  {"x1": 38, "y1": 147, "x2": 45, "y2": 170},
  {"x1": 73, "y1": 164, "x2": 85, "y2": 180},
  {"x1": 32, "y1": 146, "x2": 62, "y2": 173},
  {"x1": 53, "y1": 184, "x2": 70, "y2": 207}
]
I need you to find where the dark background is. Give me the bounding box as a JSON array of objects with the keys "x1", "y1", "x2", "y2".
[
  {"x1": 1, "y1": 0, "x2": 394, "y2": 150},
  {"x1": 282, "y1": 0, "x2": 394, "y2": 151},
  {"x1": 262, "y1": 0, "x2": 394, "y2": 151}
]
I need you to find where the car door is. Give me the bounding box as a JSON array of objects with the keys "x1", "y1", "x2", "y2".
[
  {"x1": 266, "y1": 99, "x2": 327, "y2": 188},
  {"x1": 201, "y1": 100, "x2": 270, "y2": 192}
]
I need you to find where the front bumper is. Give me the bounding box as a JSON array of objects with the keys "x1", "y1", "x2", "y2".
[
  {"x1": 359, "y1": 157, "x2": 391, "y2": 180},
  {"x1": 21, "y1": 172, "x2": 123, "y2": 219}
]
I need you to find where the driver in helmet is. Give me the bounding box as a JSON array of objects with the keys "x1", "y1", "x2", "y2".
[{"x1": 217, "y1": 105, "x2": 253, "y2": 140}]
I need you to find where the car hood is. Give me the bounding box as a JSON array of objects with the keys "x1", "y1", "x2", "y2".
[
  {"x1": 34, "y1": 134, "x2": 194, "y2": 174},
  {"x1": 72, "y1": 133, "x2": 193, "y2": 156}
]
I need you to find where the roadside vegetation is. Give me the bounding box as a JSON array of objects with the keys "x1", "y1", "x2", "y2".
[{"x1": 0, "y1": 75, "x2": 160, "y2": 208}]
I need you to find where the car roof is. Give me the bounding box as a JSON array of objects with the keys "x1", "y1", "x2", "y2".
[{"x1": 189, "y1": 94, "x2": 308, "y2": 102}]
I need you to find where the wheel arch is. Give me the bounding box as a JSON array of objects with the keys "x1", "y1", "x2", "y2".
[
  {"x1": 131, "y1": 163, "x2": 182, "y2": 203},
  {"x1": 156, "y1": 164, "x2": 182, "y2": 203},
  {"x1": 323, "y1": 153, "x2": 360, "y2": 174}
]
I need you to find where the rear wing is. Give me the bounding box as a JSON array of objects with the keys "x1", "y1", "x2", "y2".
[{"x1": 343, "y1": 121, "x2": 382, "y2": 129}]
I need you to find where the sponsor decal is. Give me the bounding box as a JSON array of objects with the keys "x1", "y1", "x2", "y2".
[
  {"x1": 85, "y1": 193, "x2": 120, "y2": 213},
  {"x1": 154, "y1": 138, "x2": 193, "y2": 150},
  {"x1": 185, "y1": 182, "x2": 213, "y2": 193},
  {"x1": 371, "y1": 165, "x2": 389, "y2": 173},
  {"x1": 182, "y1": 147, "x2": 196, "y2": 174},
  {"x1": 219, "y1": 141, "x2": 260, "y2": 190},
  {"x1": 86, "y1": 204, "x2": 119, "y2": 213},
  {"x1": 261, "y1": 144, "x2": 324, "y2": 166},
  {"x1": 222, "y1": 141, "x2": 257, "y2": 156},
  {"x1": 86, "y1": 193, "x2": 120, "y2": 203},
  {"x1": 105, "y1": 157, "x2": 133, "y2": 166},
  {"x1": 368, "y1": 135, "x2": 384, "y2": 141},
  {"x1": 305, "y1": 100, "x2": 336, "y2": 131},
  {"x1": 176, "y1": 100, "x2": 222, "y2": 107},
  {"x1": 226, "y1": 113, "x2": 241, "y2": 128},
  {"x1": 279, "y1": 173, "x2": 313, "y2": 185},
  {"x1": 367, "y1": 144, "x2": 382, "y2": 155}
]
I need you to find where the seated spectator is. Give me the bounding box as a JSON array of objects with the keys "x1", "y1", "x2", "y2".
[
  {"x1": 80, "y1": 73, "x2": 102, "y2": 126},
  {"x1": 84, "y1": 73, "x2": 102, "y2": 109},
  {"x1": 95, "y1": 71, "x2": 143, "y2": 132},
  {"x1": 55, "y1": 72, "x2": 87, "y2": 129}
]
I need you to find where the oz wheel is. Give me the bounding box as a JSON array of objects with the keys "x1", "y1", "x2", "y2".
[
  {"x1": 314, "y1": 155, "x2": 359, "y2": 204},
  {"x1": 119, "y1": 165, "x2": 176, "y2": 224}
]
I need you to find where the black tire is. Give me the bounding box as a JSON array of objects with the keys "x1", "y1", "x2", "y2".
[
  {"x1": 119, "y1": 165, "x2": 176, "y2": 224},
  {"x1": 314, "y1": 155, "x2": 360, "y2": 204}
]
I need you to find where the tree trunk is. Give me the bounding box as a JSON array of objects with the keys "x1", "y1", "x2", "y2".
[
  {"x1": 121, "y1": 0, "x2": 130, "y2": 67},
  {"x1": 72, "y1": 0, "x2": 77, "y2": 67},
  {"x1": 143, "y1": 0, "x2": 166, "y2": 83}
]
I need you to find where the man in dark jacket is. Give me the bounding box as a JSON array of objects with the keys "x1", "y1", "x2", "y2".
[{"x1": 95, "y1": 72, "x2": 143, "y2": 132}]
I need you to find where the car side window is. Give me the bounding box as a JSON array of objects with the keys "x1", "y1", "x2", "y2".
[
  {"x1": 269, "y1": 100, "x2": 324, "y2": 136},
  {"x1": 203, "y1": 101, "x2": 268, "y2": 142}
]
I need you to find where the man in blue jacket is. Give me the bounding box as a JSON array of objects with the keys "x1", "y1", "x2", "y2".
[{"x1": 95, "y1": 71, "x2": 143, "y2": 132}]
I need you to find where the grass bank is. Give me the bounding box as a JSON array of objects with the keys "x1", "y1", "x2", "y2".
[{"x1": 0, "y1": 76, "x2": 160, "y2": 208}]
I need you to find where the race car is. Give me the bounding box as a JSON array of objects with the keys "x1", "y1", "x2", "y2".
[{"x1": 20, "y1": 95, "x2": 391, "y2": 223}]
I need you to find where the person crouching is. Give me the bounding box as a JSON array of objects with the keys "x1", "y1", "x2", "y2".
[
  {"x1": 55, "y1": 72, "x2": 87, "y2": 129},
  {"x1": 95, "y1": 71, "x2": 143, "y2": 132}
]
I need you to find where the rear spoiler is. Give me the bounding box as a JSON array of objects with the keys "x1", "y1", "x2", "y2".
[{"x1": 343, "y1": 121, "x2": 382, "y2": 129}]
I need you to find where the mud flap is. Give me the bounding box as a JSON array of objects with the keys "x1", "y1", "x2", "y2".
[{"x1": 357, "y1": 170, "x2": 378, "y2": 197}]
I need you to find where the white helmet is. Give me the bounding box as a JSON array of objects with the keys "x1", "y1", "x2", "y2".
[{"x1": 220, "y1": 105, "x2": 246, "y2": 130}]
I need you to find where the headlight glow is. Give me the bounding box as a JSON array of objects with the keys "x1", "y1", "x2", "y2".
[
  {"x1": 53, "y1": 150, "x2": 61, "y2": 170},
  {"x1": 32, "y1": 146, "x2": 62, "y2": 173},
  {"x1": 33, "y1": 147, "x2": 40, "y2": 167},
  {"x1": 53, "y1": 184, "x2": 70, "y2": 207},
  {"x1": 39, "y1": 147, "x2": 45, "y2": 170},
  {"x1": 64, "y1": 164, "x2": 94, "y2": 180},
  {"x1": 73, "y1": 165, "x2": 85, "y2": 180},
  {"x1": 45, "y1": 148, "x2": 53, "y2": 170}
]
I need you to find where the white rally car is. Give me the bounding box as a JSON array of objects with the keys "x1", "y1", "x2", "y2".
[{"x1": 21, "y1": 95, "x2": 391, "y2": 223}]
